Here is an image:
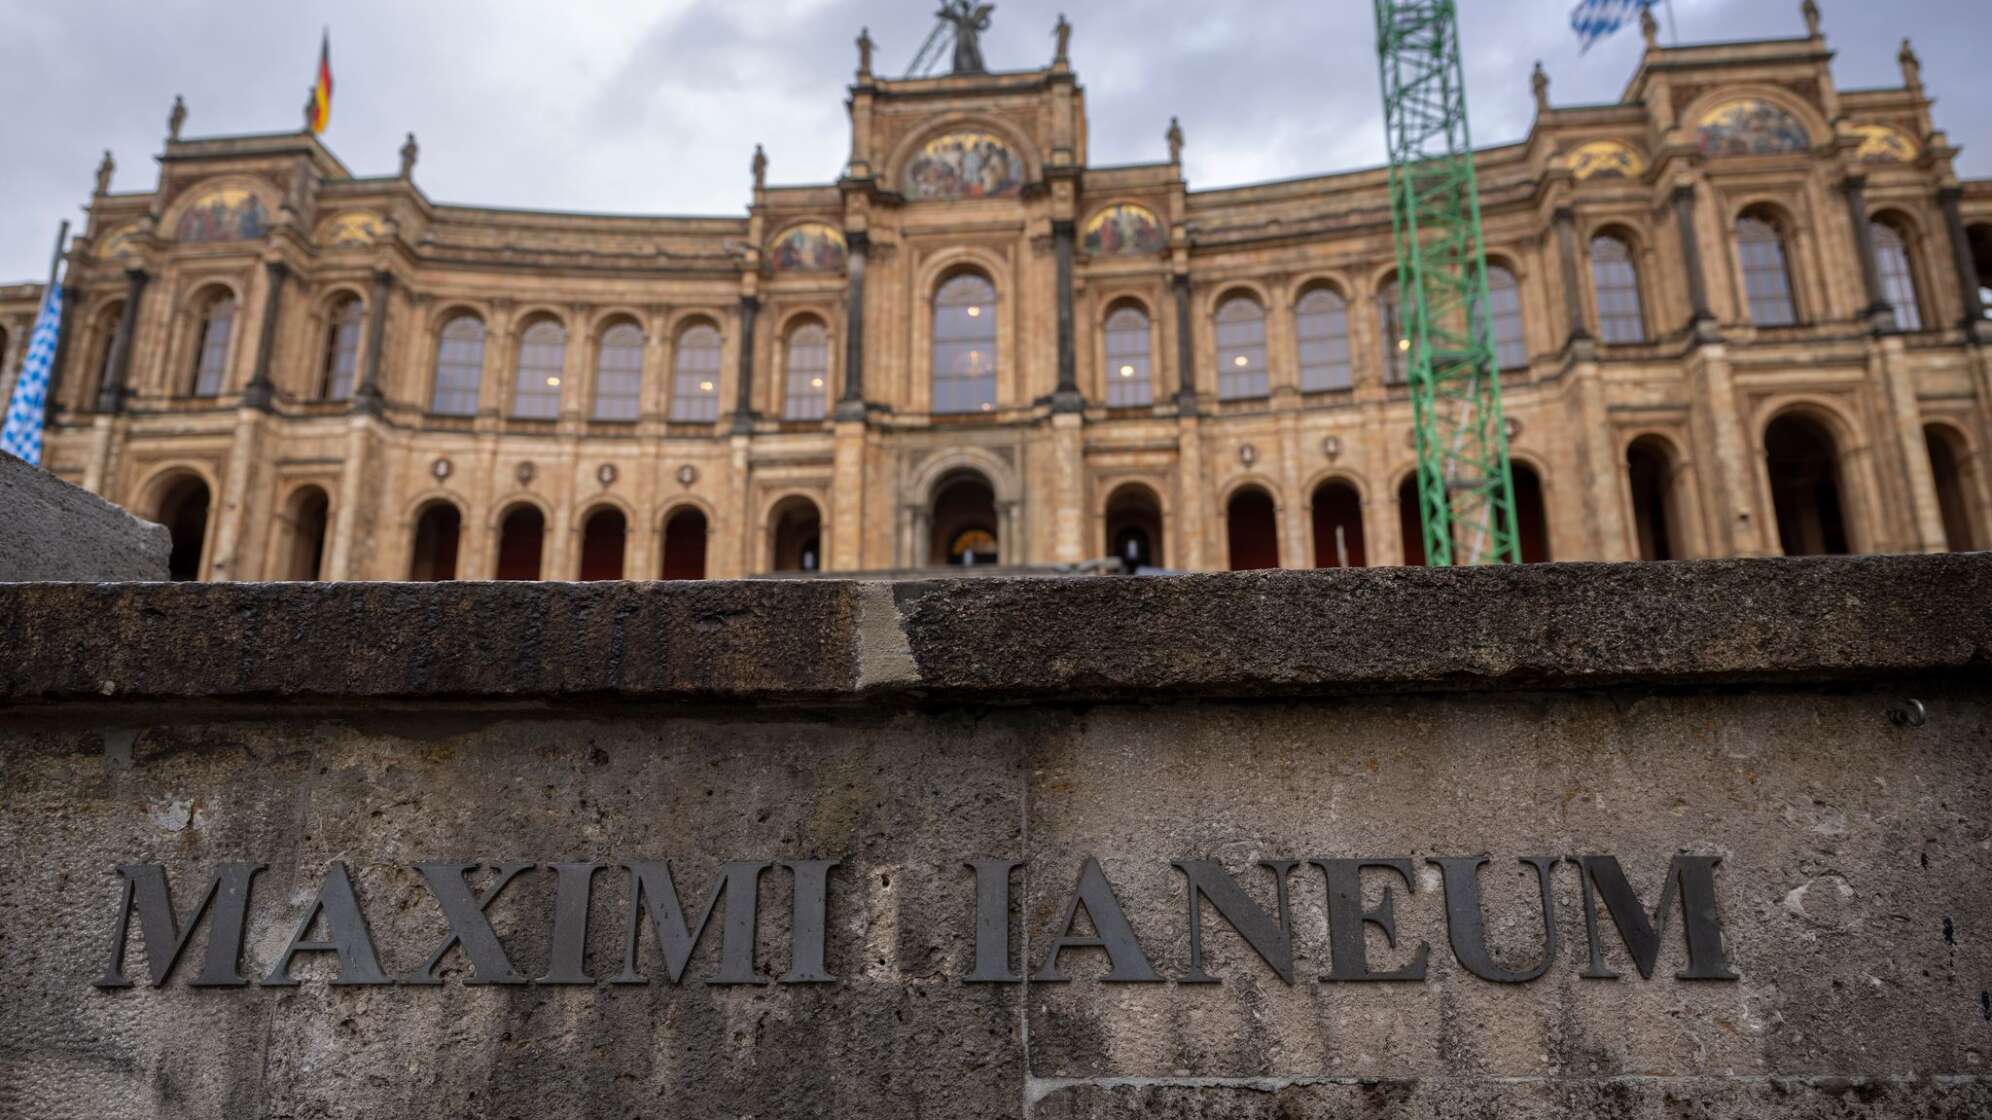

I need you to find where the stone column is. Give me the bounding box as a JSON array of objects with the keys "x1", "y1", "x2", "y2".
[
  {"x1": 1172, "y1": 274, "x2": 1197, "y2": 409},
  {"x1": 1842, "y1": 176, "x2": 1895, "y2": 330},
  {"x1": 838, "y1": 232, "x2": 869, "y2": 418},
  {"x1": 1052, "y1": 219, "x2": 1082, "y2": 411},
  {"x1": 1050, "y1": 410, "x2": 1084, "y2": 562},
  {"x1": 1554, "y1": 208, "x2": 1590, "y2": 345},
  {"x1": 731, "y1": 294, "x2": 760, "y2": 433},
  {"x1": 828, "y1": 417, "x2": 867, "y2": 571},
  {"x1": 207, "y1": 408, "x2": 266, "y2": 580},
  {"x1": 325, "y1": 414, "x2": 374, "y2": 580},
  {"x1": 1937, "y1": 187, "x2": 1987, "y2": 329},
  {"x1": 1686, "y1": 342, "x2": 1764, "y2": 556},
  {"x1": 243, "y1": 260, "x2": 289, "y2": 412},
  {"x1": 1672, "y1": 185, "x2": 1716, "y2": 329},
  {"x1": 96, "y1": 268, "x2": 150, "y2": 413},
  {"x1": 353, "y1": 270, "x2": 393, "y2": 416},
  {"x1": 1874, "y1": 335, "x2": 1947, "y2": 551}
]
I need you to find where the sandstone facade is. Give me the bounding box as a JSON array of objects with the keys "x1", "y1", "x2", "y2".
[{"x1": 2, "y1": 11, "x2": 1990, "y2": 581}]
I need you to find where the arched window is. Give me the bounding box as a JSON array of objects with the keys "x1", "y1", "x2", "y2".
[
  {"x1": 1104, "y1": 305, "x2": 1153, "y2": 408},
  {"x1": 592, "y1": 321, "x2": 644, "y2": 421},
  {"x1": 783, "y1": 320, "x2": 830, "y2": 420},
  {"x1": 1765, "y1": 413, "x2": 1850, "y2": 556},
  {"x1": 1311, "y1": 481, "x2": 1366, "y2": 568},
  {"x1": 1871, "y1": 219, "x2": 1924, "y2": 331},
  {"x1": 661, "y1": 507, "x2": 709, "y2": 580},
  {"x1": 1296, "y1": 288, "x2": 1352, "y2": 392},
  {"x1": 1589, "y1": 234, "x2": 1647, "y2": 343},
  {"x1": 1486, "y1": 265, "x2": 1527, "y2": 369},
  {"x1": 1737, "y1": 213, "x2": 1798, "y2": 326},
  {"x1": 431, "y1": 314, "x2": 486, "y2": 416},
  {"x1": 190, "y1": 291, "x2": 236, "y2": 397},
  {"x1": 279, "y1": 486, "x2": 330, "y2": 581},
  {"x1": 320, "y1": 296, "x2": 363, "y2": 401},
  {"x1": 1215, "y1": 295, "x2": 1269, "y2": 400},
  {"x1": 933, "y1": 274, "x2": 998, "y2": 414},
  {"x1": 409, "y1": 502, "x2": 461, "y2": 581},
  {"x1": 1626, "y1": 436, "x2": 1682, "y2": 562},
  {"x1": 495, "y1": 504, "x2": 546, "y2": 580},
  {"x1": 1925, "y1": 424, "x2": 1980, "y2": 552},
  {"x1": 156, "y1": 476, "x2": 211, "y2": 581},
  {"x1": 1225, "y1": 487, "x2": 1280, "y2": 570},
  {"x1": 578, "y1": 507, "x2": 627, "y2": 581},
  {"x1": 1378, "y1": 279, "x2": 1407, "y2": 384},
  {"x1": 511, "y1": 319, "x2": 567, "y2": 419},
  {"x1": 669, "y1": 323, "x2": 723, "y2": 422},
  {"x1": 89, "y1": 302, "x2": 125, "y2": 407}
]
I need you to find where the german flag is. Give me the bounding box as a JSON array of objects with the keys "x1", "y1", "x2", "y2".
[{"x1": 308, "y1": 31, "x2": 333, "y2": 134}]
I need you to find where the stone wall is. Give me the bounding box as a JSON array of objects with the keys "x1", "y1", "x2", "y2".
[{"x1": 2, "y1": 557, "x2": 1989, "y2": 1118}]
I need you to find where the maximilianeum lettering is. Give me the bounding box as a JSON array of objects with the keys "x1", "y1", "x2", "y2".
[{"x1": 92, "y1": 854, "x2": 1738, "y2": 991}]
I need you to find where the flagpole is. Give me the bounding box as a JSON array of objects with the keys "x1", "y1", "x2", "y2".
[
  {"x1": 1666, "y1": 0, "x2": 1679, "y2": 44},
  {"x1": 45, "y1": 220, "x2": 68, "y2": 295}
]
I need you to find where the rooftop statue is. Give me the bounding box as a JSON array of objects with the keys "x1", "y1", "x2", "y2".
[{"x1": 939, "y1": 1, "x2": 994, "y2": 75}]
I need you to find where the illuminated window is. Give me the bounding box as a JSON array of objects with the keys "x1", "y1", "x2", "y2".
[
  {"x1": 1104, "y1": 305, "x2": 1152, "y2": 407},
  {"x1": 430, "y1": 314, "x2": 486, "y2": 416},
  {"x1": 592, "y1": 322, "x2": 644, "y2": 421},
  {"x1": 933, "y1": 274, "x2": 998, "y2": 414},
  {"x1": 511, "y1": 319, "x2": 567, "y2": 419},
  {"x1": 1215, "y1": 295, "x2": 1268, "y2": 400},
  {"x1": 784, "y1": 321, "x2": 830, "y2": 420},
  {"x1": 670, "y1": 323, "x2": 723, "y2": 422}
]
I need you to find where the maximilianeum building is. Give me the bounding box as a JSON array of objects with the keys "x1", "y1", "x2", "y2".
[{"x1": 2, "y1": 7, "x2": 1990, "y2": 582}]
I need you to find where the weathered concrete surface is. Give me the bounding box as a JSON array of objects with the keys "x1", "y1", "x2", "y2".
[
  {"x1": 1, "y1": 558, "x2": 1989, "y2": 1119},
  {"x1": 0, "y1": 452, "x2": 168, "y2": 582}
]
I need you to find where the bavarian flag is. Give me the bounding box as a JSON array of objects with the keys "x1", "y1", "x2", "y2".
[{"x1": 308, "y1": 30, "x2": 333, "y2": 134}]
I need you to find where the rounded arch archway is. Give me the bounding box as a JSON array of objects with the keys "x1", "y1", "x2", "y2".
[
  {"x1": 494, "y1": 502, "x2": 548, "y2": 581},
  {"x1": 769, "y1": 495, "x2": 824, "y2": 573},
  {"x1": 1103, "y1": 482, "x2": 1165, "y2": 569},
  {"x1": 1764, "y1": 410, "x2": 1851, "y2": 556},
  {"x1": 1225, "y1": 484, "x2": 1280, "y2": 571},
  {"x1": 931, "y1": 470, "x2": 1001, "y2": 567},
  {"x1": 660, "y1": 505, "x2": 710, "y2": 580},
  {"x1": 151, "y1": 473, "x2": 212, "y2": 581},
  {"x1": 1625, "y1": 435, "x2": 1684, "y2": 562},
  {"x1": 277, "y1": 485, "x2": 331, "y2": 581},
  {"x1": 408, "y1": 499, "x2": 462, "y2": 581},
  {"x1": 1924, "y1": 423, "x2": 1982, "y2": 553},
  {"x1": 1311, "y1": 478, "x2": 1366, "y2": 568},
  {"x1": 1511, "y1": 461, "x2": 1552, "y2": 564},
  {"x1": 578, "y1": 504, "x2": 628, "y2": 582}
]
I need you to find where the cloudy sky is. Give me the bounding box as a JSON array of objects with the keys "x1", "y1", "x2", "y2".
[{"x1": 0, "y1": 0, "x2": 1984, "y2": 283}]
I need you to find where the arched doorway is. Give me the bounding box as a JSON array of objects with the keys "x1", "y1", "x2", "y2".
[
  {"x1": 1764, "y1": 413, "x2": 1850, "y2": 556},
  {"x1": 661, "y1": 507, "x2": 709, "y2": 580},
  {"x1": 1969, "y1": 223, "x2": 1992, "y2": 319},
  {"x1": 1311, "y1": 481, "x2": 1366, "y2": 568},
  {"x1": 1226, "y1": 486, "x2": 1280, "y2": 571},
  {"x1": 1397, "y1": 476, "x2": 1427, "y2": 567},
  {"x1": 495, "y1": 504, "x2": 546, "y2": 580},
  {"x1": 1512, "y1": 463, "x2": 1551, "y2": 564},
  {"x1": 155, "y1": 476, "x2": 211, "y2": 582},
  {"x1": 578, "y1": 507, "x2": 627, "y2": 582},
  {"x1": 280, "y1": 486, "x2": 330, "y2": 581},
  {"x1": 1103, "y1": 483, "x2": 1164, "y2": 569},
  {"x1": 1626, "y1": 437, "x2": 1681, "y2": 562},
  {"x1": 409, "y1": 502, "x2": 462, "y2": 581},
  {"x1": 1925, "y1": 425, "x2": 1980, "y2": 552},
  {"x1": 931, "y1": 472, "x2": 1000, "y2": 567},
  {"x1": 770, "y1": 497, "x2": 823, "y2": 573}
]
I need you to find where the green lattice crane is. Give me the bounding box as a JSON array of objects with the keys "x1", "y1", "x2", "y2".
[{"x1": 1374, "y1": 0, "x2": 1521, "y2": 566}]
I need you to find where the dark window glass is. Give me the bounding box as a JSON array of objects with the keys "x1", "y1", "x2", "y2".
[
  {"x1": 1872, "y1": 221, "x2": 1923, "y2": 331},
  {"x1": 1738, "y1": 216, "x2": 1798, "y2": 326},
  {"x1": 1215, "y1": 296, "x2": 1268, "y2": 400},
  {"x1": 933, "y1": 275, "x2": 998, "y2": 414},
  {"x1": 670, "y1": 324, "x2": 723, "y2": 422},
  {"x1": 1296, "y1": 288, "x2": 1352, "y2": 392},
  {"x1": 1104, "y1": 306, "x2": 1153, "y2": 407},
  {"x1": 1590, "y1": 236, "x2": 1647, "y2": 343},
  {"x1": 431, "y1": 315, "x2": 486, "y2": 416},
  {"x1": 321, "y1": 297, "x2": 363, "y2": 400},
  {"x1": 592, "y1": 323, "x2": 644, "y2": 421},
  {"x1": 1486, "y1": 266, "x2": 1527, "y2": 369}
]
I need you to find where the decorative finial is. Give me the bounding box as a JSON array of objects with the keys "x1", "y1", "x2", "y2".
[
  {"x1": 751, "y1": 144, "x2": 768, "y2": 192},
  {"x1": 856, "y1": 26, "x2": 874, "y2": 77},
  {"x1": 1532, "y1": 61, "x2": 1551, "y2": 114},
  {"x1": 1053, "y1": 13, "x2": 1072, "y2": 65},
  {"x1": 94, "y1": 150, "x2": 115, "y2": 196},
  {"x1": 168, "y1": 95, "x2": 187, "y2": 142},
  {"x1": 938, "y1": 1, "x2": 994, "y2": 75},
  {"x1": 1802, "y1": 0, "x2": 1821, "y2": 38},
  {"x1": 399, "y1": 132, "x2": 419, "y2": 179},
  {"x1": 1899, "y1": 39, "x2": 1923, "y2": 92},
  {"x1": 1166, "y1": 117, "x2": 1184, "y2": 165},
  {"x1": 1640, "y1": 5, "x2": 1659, "y2": 48}
]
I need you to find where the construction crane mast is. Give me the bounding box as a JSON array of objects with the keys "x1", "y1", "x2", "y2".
[{"x1": 1373, "y1": 0, "x2": 1521, "y2": 566}]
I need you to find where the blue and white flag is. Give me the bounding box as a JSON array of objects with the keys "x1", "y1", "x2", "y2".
[
  {"x1": 1, "y1": 282, "x2": 63, "y2": 467},
  {"x1": 1571, "y1": 0, "x2": 1652, "y2": 53}
]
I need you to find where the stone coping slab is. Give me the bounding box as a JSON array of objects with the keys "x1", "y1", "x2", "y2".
[{"x1": 2, "y1": 554, "x2": 1986, "y2": 707}]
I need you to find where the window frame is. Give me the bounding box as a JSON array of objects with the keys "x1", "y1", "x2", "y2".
[
  {"x1": 1214, "y1": 294, "x2": 1270, "y2": 401},
  {"x1": 190, "y1": 291, "x2": 237, "y2": 398},
  {"x1": 509, "y1": 318, "x2": 568, "y2": 420},
  {"x1": 1870, "y1": 217, "x2": 1924, "y2": 331},
  {"x1": 319, "y1": 295, "x2": 364, "y2": 401},
  {"x1": 1102, "y1": 303, "x2": 1154, "y2": 408},
  {"x1": 782, "y1": 319, "x2": 831, "y2": 421},
  {"x1": 429, "y1": 313, "x2": 487, "y2": 417},
  {"x1": 1588, "y1": 233, "x2": 1648, "y2": 344},
  {"x1": 668, "y1": 322, "x2": 724, "y2": 423},
  {"x1": 1736, "y1": 213, "x2": 1799, "y2": 326},
  {"x1": 931, "y1": 273, "x2": 999, "y2": 415},
  {"x1": 590, "y1": 321, "x2": 645, "y2": 422},
  {"x1": 1295, "y1": 286, "x2": 1353, "y2": 393}
]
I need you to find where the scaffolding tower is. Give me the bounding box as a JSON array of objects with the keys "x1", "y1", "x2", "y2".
[{"x1": 1373, "y1": 0, "x2": 1521, "y2": 566}]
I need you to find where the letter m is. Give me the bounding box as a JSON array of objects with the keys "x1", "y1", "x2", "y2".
[
  {"x1": 1577, "y1": 855, "x2": 1737, "y2": 981},
  {"x1": 95, "y1": 864, "x2": 263, "y2": 988}
]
